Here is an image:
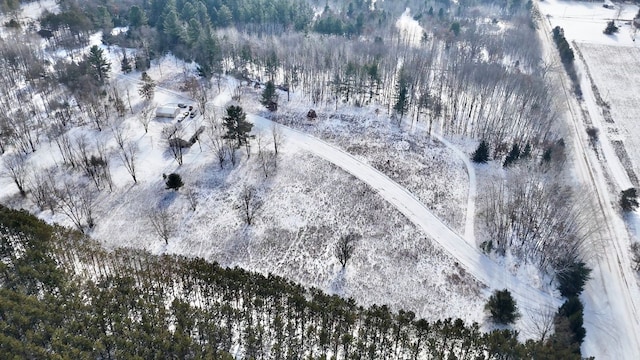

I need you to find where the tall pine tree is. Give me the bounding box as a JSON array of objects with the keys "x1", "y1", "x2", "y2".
[
  {"x1": 86, "y1": 45, "x2": 111, "y2": 85},
  {"x1": 394, "y1": 67, "x2": 410, "y2": 120},
  {"x1": 222, "y1": 105, "x2": 253, "y2": 148}
]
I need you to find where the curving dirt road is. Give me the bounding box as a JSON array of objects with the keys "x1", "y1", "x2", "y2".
[{"x1": 250, "y1": 114, "x2": 559, "y2": 313}]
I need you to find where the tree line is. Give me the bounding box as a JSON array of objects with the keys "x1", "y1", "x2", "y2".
[{"x1": 0, "y1": 205, "x2": 584, "y2": 359}]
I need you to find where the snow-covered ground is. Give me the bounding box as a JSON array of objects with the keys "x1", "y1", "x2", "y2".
[
  {"x1": 2, "y1": 0, "x2": 613, "y2": 349},
  {"x1": 0, "y1": 41, "x2": 562, "y2": 345},
  {"x1": 539, "y1": 0, "x2": 640, "y2": 45},
  {"x1": 536, "y1": 1, "x2": 640, "y2": 357}
]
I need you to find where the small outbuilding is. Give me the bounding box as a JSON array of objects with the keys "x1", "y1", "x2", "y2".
[{"x1": 156, "y1": 106, "x2": 179, "y2": 118}]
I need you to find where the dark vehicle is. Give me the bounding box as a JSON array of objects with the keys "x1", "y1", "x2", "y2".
[
  {"x1": 190, "y1": 111, "x2": 197, "y2": 118},
  {"x1": 188, "y1": 105, "x2": 193, "y2": 111},
  {"x1": 178, "y1": 103, "x2": 187, "y2": 108}
]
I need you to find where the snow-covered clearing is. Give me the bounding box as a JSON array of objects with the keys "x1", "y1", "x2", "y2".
[
  {"x1": 396, "y1": 8, "x2": 423, "y2": 46},
  {"x1": 537, "y1": 1, "x2": 640, "y2": 357},
  {"x1": 0, "y1": 2, "x2": 579, "y2": 345}
]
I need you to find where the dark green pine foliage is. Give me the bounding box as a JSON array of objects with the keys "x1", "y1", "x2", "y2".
[
  {"x1": 261, "y1": 81, "x2": 278, "y2": 111},
  {"x1": 165, "y1": 173, "x2": 183, "y2": 190},
  {"x1": 552, "y1": 26, "x2": 574, "y2": 64},
  {"x1": 472, "y1": 140, "x2": 490, "y2": 163},
  {"x1": 556, "y1": 260, "x2": 591, "y2": 297},
  {"x1": 86, "y1": 45, "x2": 111, "y2": 85},
  {"x1": 120, "y1": 50, "x2": 132, "y2": 73},
  {"x1": 222, "y1": 105, "x2": 253, "y2": 148},
  {"x1": 556, "y1": 297, "x2": 587, "y2": 348},
  {"x1": 394, "y1": 67, "x2": 410, "y2": 120},
  {"x1": 485, "y1": 289, "x2": 520, "y2": 324},
  {"x1": 0, "y1": 205, "x2": 583, "y2": 359},
  {"x1": 128, "y1": 5, "x2": 147, "y2": 28},
  {"x1": 503, "y1": 143, "x2": 521, "y2": 168}
]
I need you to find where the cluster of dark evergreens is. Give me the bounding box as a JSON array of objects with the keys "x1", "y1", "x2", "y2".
[
  {"x1": 0, "y1": 205, "x2": 585, "y2": 359},
  {"x1": 551, "y1": 26, "x2": 581, "y2": 96},
  {"x1": 551, "y1": 26, "x2": 574, "y2": 65}
]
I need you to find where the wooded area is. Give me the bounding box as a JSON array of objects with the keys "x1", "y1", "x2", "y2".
[{"x1": 0, "y1": 206, "x2": 583, "y2": 359}]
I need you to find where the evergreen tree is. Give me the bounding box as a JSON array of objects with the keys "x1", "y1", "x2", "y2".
[
  {"x1": 261, "y1": 81, "x2": 278, "y2": 111},
  {"x1": 165, "y1": 173, "x2": 184, "y2": 190},
  {"x1": 472, "y1": 140, "x2": 490, "y2": 163},
  {"x1": 128, "y1": 5, "x2": 147, "y2": 28},
  {"x1": 120, "y1": 50, "x2": 132, "y2": 73},
  {"x1": 394, "y1": 68, "x2": 410, "y2": 120},
  {"x1": 450, "y1": 22, "x2": 461, "y2": 36},
  {"x1": 603, "y1": 20, "x2": 619, "y2": 35},
  {"x1": 138, "y1": 72, "x2": 155, "y2": 101},
  {"x1": 485, "y1": 289, "x2": 519, "y2": 324},
  {"x1": 557, "y1": 297, "x2": 586, "y2": 344},
  {"x1": 86, "y1": 45, "x2": 111, "y2": 85},
  {"x1": 215, "y1": 4, "x2": 233, "y2": 27},
  {"x1": 222, "y1": 105, "x2": 253, "y2": 148},
  {"x1": 556, "y1": 261, "x2": 591, "y2": 297},
  {"x1": 503, "y1": 143, "x2": 521, "y2": 168}
]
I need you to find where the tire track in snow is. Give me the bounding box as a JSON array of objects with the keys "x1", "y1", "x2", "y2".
[
  {"x1": 537, "y1": 9, "x2": 640, "y2": 358},
  {"x1": 250, "y1": 114, "x2": 559, "y2": 312}
]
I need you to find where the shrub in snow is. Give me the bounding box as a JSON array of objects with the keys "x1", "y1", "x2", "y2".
[
  {"x1": 603, "y1": 21, "x2": 619, "y2": 35},
  {"x1": 485, "y1": 289, "x2": 519, "y2": 324},
  {"x1": 631, "y1": 243, "x2": 640, "y2": 271},
  {"x1": 620, "y1": 188, "x2": 639, "y2": 212},
  {"x1": 165, "y1": 173, "x2": 184, "y2": 191},
  {"x1": 621, "y1": 188, "x2": 639, "y2": 211}
]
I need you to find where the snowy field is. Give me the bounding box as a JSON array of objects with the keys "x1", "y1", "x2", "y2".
[
  {"x1": 0, "y1": 27, "x2": 487, "y2": 329},
  {"x1": 536, "y1": 1, "x2": 640, "y2": 358},
  {"x1": 3, "y1": 0, "x2": 619, "y2": 350},
  {"x1": 539, "y1": 0, "x2": 640, "y2": 45},
  {"x1": 577, "y1": 44, "x2": 640, "y2": 185}
]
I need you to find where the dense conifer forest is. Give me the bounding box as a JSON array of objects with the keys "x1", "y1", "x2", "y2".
[{"x1": 0, "y1": 205, "x2": 584, "y2": 359}]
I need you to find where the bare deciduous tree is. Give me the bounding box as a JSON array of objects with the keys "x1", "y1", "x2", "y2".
[
  {"x1": 631, "y1": 242, "x2": 640, "y2": 271},
  {"x1": 118, "y1": 141, "x2": 138, "y2": 184},
  {"x1": 480, "y1": 166, "x2": 600, "y2": 274},
  {"x1": 56, "y1": 132, "x2": 77, "y2": 168},
  {"x1": 28, "y1": 168, "x2": 57, "y2": 212},
  {"x1": 138, "y1": 102, "x2": 156, "y2": 133},
  {"x1": 163, "y1": 124, "x2": 185, "y2": 166},
  {"x1": 2, "y1": 152, "x2": 28, "y2": 196},
  {"x1": 148, "y1": 208, "x2": 175, "y2": 245},
  {"x1": 237, "y1": 184, "x2": 262, "y2": 226},
  {"x1": 186, "y1": 186, "x2": 198, "y2": 211},
  {"x1": 524, "y1": 306, "x2": 557, "y2": 342},
  {"x1": 335, "y1": 232, "x2": 360, "y2": 268},
  {"x1": 271, "y1": 123, "x2": 283, "y2": 156},
  {"x1": 112, "y1": 124, "x2": 127, "y2": 150},
  {"x1": 257, "y1": 135, "x2": 276, "y2": 178},
  {"x1": 54, "y1": 181, "x2": 95, "y2": 232}
]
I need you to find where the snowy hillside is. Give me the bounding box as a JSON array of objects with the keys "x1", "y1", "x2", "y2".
[{"x1": 3, "y1": 0, "x2": 632, "y2": 357}]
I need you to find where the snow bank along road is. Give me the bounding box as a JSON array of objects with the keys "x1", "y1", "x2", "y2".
[
  {"x1": 537, "y1": 5, "x2": 640, "y2": 357},
  {"x1": 251, "y1": 114, "x2": 559, "y2": 312}
]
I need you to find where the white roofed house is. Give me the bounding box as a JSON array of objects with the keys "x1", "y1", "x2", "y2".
[{"x1": 156, "y1": 106, "x2": 179, "y2": 118}]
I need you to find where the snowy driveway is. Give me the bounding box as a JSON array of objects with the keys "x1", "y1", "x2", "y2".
[{"x1": 251, "y1": 114, "x2": 559, "y2": 312}]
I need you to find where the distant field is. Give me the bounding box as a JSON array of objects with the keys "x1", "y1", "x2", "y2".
[{"x1": 577, "y1": 43, "x2": 640, "y2": 185}]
